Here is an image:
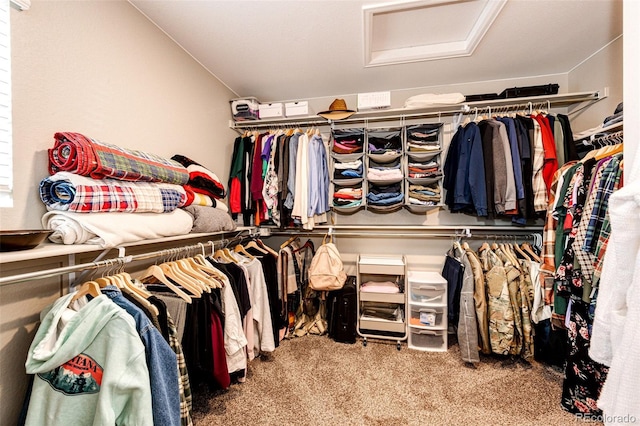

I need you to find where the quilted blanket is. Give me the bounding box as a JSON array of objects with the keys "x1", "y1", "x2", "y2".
[
  {"x1": 48, "y1": 132, "x2": 189, "y2": 185},
  {"x1": 40, "y1": 172, "x2": 187, "y2": 213}
]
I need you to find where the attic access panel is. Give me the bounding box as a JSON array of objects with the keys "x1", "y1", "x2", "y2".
[{"x1": 363, "y1": 0, "x2": 506, "y2": 67}]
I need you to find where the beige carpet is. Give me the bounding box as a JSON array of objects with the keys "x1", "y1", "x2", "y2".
[{"x1": 192, "y1": 336, "x2": 588, "y2": 426}]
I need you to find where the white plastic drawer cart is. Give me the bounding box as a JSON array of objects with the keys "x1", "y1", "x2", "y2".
[
  {"x1": 407, "y1": 270, "x2": 448, "y2": 352},
  {"x1": 356, "y1": 254, "x2": 407, "y2": 350}
]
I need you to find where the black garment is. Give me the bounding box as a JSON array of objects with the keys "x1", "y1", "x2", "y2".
[
  {"x1": 247, "y1": 247, "x2": 282, "y2": 347},
  {"x1": 442, "y1": 253, "x2": 464, "y2": 327},
  {"x1": 443, "y1": 125, "x2": 463, "y2": 210},
  {"x1": 147, "y1": 295, "x2": 171, "y2": 343},
  {"x1": 207, "y1": 260, "x2": 251, "y2": 320},
  {"x1": 514, "y1": 115, "x2": 536, "y2": 219},
  {"x1": 477, "y1": 120, "x2": 496, "y2": 219},
  {"x1": 533, "y1": 318, "x2": 568, "y2": 368},
  {"x1": 368, "y1": 182, "x2": 401, "y2": 195},
  {"x1": 561, "y1": 300, "x2": 609, "y2": 415},
  {"x1": 557, "y1": 114, "x2": 578, "y2": 162}
]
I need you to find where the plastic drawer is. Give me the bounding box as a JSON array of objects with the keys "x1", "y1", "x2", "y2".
[
  {"x1": 408, "y1": 327, "x2": 447, "y2": 352},
  {"x1": 409, "y1": 282, "x2": 446, "y2": 305},
  {"x1": 408, "y1": 271, "x2": 447, "y2": 305},
  {"x1": 409, "y1": 305, "x2": 446, "y2": 328}
]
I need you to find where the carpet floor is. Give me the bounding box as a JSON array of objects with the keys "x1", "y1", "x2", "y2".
[{"x1": 192, "y1": 336, "x2": 590, "y2": 425}]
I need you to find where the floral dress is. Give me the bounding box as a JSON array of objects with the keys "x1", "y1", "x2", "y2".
[{"x1": 556, "y1": 160, "x2": 609, "y2": 415}]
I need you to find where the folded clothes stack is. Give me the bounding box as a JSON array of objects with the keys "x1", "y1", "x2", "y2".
[
  {"x1": 42, "y1": 132, "x2": 233, "y2": 247},
  {"x1": 333, "y1": 187, "x2": 363, "y2": 208},
  {"x1": 406, "y1": 124, "x2": 441, "y2": 153},
  {"x1": 333, "y1": 159, "x2": 363, "y2": 180},
  {"x1": 408, "y1": 183, "x2": 441, "y2": 206}
]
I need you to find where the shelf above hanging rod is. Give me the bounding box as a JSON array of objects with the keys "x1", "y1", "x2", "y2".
[
  {"x1": 229, "y1": 91, "x2": 601, "y2": 130},
  {"x1": 0, "y1": 228, "x2": 257, "y2": 287}
]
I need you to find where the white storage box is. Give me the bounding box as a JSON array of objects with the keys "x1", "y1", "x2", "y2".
[
  {"x1": 410, "y1": 305, "x2": 446, "y2": 328},
  {"x1": 408, "y1": 271, "x2": 447, "y2": 305},
  {"x1": 285, "y1": 101, "x2": 309, "y2": 117},
  {"x1": 259, "y1": 102, "x2": 284, "y2": 119},
  {"x1": 230, "y1": 97, "x2": 259, "y2": 121},
  {"x1": 357, "y1": 91, "x2": 391, "y2": 110},
  {"x1": 408, "y1": 327, "x2": 447, "y2": 352}
]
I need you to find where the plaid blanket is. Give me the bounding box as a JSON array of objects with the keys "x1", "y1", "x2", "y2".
[
  {"x1": 40, "y1": 172, "x2": 187, "y2": 213},
  {"x1": 48, "y1": 132, "x2": 189, "y2": 185}
]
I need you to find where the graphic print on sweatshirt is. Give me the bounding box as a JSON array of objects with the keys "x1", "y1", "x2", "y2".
[{"x1": 38, "y1": 353, "x2": 103, "y2": 395}]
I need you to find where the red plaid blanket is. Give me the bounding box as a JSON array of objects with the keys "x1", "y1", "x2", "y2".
[{"x1": 48, "y1": 132, "x2": 189, "y2": 185}]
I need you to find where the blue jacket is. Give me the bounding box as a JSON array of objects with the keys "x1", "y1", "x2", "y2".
[
  {"x1": 445, "y1": 123, "x2": 487, "y2": 216},
  {"x1": 101, "y1": 286, "x2": 180, "y2": 426}
]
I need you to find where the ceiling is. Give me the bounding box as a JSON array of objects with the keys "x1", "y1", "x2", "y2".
[{"x1": 129, "y1": 0, "x2": 623, "y2": 103}]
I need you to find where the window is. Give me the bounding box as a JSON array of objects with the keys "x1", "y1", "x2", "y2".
[{"x1": 0, "y1": 0, "x2": 29, "y2": 208}]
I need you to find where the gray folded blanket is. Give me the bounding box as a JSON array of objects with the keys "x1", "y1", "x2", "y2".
[{"x1": 181, "y1": 205, "x2": 237, "y2": 233}]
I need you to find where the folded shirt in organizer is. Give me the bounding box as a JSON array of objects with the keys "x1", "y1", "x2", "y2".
[
  {"x1": 333, "y1": 199, "x2": 362, "y2": 208},
  {"x1": 334, "y1": 159, "x2": 362, "y2": 170},
  {"x1": 367, "y1": 168, "x2": 404, "y2": 181},
  {"x1": 360, "y1": 280, "x2": 400, "y2": 293},
  {"x1": 368, "y1": 182, "x2": 401, "y2": 195},
  {"x1": 408, "y1": 160, "x2": 439, "y2": 169},
  {"x1": 409, "y1": 184, "x2": 440, "y2": 196},
  {"x1": 408, "y1": 197, "x2": 438, "y2": 206},
  {"x1": 334, "y1": 188, "x2": 363, "y2": 199},
  {"x1": 407, "y1": 142, "x2": 440, "y2": 152},
  {"x1": 333, "y1": 163, "x2": 363, "y2": 179},
  {"x1": 332, "y1": 140, "x2": 362, "y2": 154},
  {"x1": 366, "y1": 192, "x2": 404, "y2": 205},
  {"x1": 40, "y1": 171, "x2": 187, "y2": 213}
]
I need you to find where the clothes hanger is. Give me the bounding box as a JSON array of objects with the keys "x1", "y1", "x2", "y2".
[
  {"x1": 139, "y1": 264, "x2": 192, "y2": 303},
  {"x1": 280, "y1": 235, "x2": 299, "y2": 249},
  {"x1": 233, "y1": 244, "x2": 255, "y2": 260},
  {"x1": 70, "y1": 280, "x2": 102, "y2": 304},
  {"x1": 175, "y1": 258, "x2": 213, "y2": 292},
  {"x1": 160, "y1": 261, "x2": 204, "y2": 296},
  {"x1": 244, "y1": 239, "x2": 268, "y2": 254},
  {"x1": 255, "y1": 238, "x2": 279, "y2": 257}
]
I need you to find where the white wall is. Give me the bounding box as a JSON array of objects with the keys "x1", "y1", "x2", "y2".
[
  {"x1": 1, "y1": 2, "x2": 236, "y2": 424},
  {"x1": 568, "y1": 36, "x2": 623, "y2": 133},
  {"x1": 2, "y1": 0, "x2": 237, "y2": 230}
]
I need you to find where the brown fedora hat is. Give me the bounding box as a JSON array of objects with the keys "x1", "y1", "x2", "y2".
[{"x1": 318, "y1": 98, "x2": 356, "y2": 120}]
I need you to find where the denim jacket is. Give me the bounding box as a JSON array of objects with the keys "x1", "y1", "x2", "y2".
[{"x1": 101, "y1": 286, "x2": 180, "y2": 426}]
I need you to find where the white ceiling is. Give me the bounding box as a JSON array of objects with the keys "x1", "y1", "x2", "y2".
[{"x1": 129, "y1": 0, "x2": 623, "y2": 103}]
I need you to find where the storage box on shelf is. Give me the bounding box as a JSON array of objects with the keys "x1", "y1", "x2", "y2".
[
  {"x1": 357, "y1": 254, "x2": 407, "y2": 350},
  {"x1": 230, "y1": 97, "x2": 260, "y2": 121},
  {"x1": 259, "y1": 102, "x2": 284, "y2": 119},
  {"x1": 285, "y1": 101, "x2": 309, "y2": 117},
  {"x1": 406, "y1": 270, "x2": 448, "y2": 352}
]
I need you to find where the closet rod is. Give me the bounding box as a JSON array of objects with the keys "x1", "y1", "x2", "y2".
[
  {"x1": 268, "y1": 231, "x2": 537, "y2": 240},
  {"x1": 230, "y1": 91, "x2": 601, "y2": 131},
  {"x1": 0, "y1": 233, "x2": 252, "y2": 287},
  {"x1": 265, "y1": 224, "x2": 542, "y2": 233}
]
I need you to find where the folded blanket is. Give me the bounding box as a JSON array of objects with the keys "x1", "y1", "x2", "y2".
[
  {"x1": 48, "y1": 132, "x2": 189, "y2": 185},
  {"x1": 40, "y1": 172, "x2": 187, "y2": 213},
  {"x1": 171, "y1": 154, "x2": 226, "y2": 199},
  {"x1": 183, "y1": 187, "x2": 229, "y2": 212},
  {"x1": 181, "y1": 205, "x2": 237, "y2": 233},
  {"x1": 43, "y1": 209, "x2": 193, "y2": 248}
]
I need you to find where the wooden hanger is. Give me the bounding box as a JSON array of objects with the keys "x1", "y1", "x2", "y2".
[
  {"x1": 234, "y1": 244, "x2": 255, "y2": 260},
  {"x1": 280, "y1": 235, "x2": 298, "y2": 249},
  {"x1": 140, "y1": 265, "x2": 192, "y2": 303},
  {"x1": 521, "y1": 243, "x2": 541, "y2": 263},
  {"x1": 245, "y1": 239, "x2": 268, "y2": 255},
  {"x1": 256, "y1": 239, "x2": 278, "y2": 257},
  {"x1": 70, "y1": 280, "x2": 102, "y2": 304},
  {"x1": 175, "y1": 259, "x2": 213, "y2": 292},
  {"x1": 160, "y1": 262, "x2": 203, "y2": 296},
  {"x1": 513, "y1": 242, "x2": 531, "y2": 261}
]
